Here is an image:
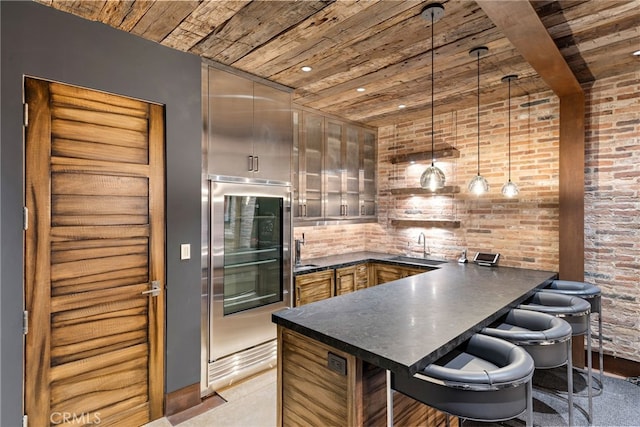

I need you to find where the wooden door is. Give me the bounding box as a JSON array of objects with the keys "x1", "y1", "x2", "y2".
[{"x1": 24, "y1": 77, "x2": 165, "y2": 426}]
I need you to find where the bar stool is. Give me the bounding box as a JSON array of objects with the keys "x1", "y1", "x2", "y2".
[
  {"x1": 519, "y1": 292, "x2": 593, "y2": 424},
  {"x1": 391, "y1": 333, "x2": 535, "y2": 427},
  {"x1": 481, "y1": 308, "x2": 575, "y2": 425},
  {"x1": 540, "y1": 279, "x2": 603, "y2": 395}
]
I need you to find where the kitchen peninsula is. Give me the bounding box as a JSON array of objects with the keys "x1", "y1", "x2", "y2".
[{"x1": 273, "y1": 255, "x2": 557, "y2": 425}]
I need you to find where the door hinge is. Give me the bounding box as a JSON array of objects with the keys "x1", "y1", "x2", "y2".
[
  {"x1": 23, "y1": 103, "x2": 29, "y2": 127},
  {"x1": 23, "y1": 206, "x2": 29, "y2": 231},
  {"x1": 23, "y1": 310, "x2": 28, "y2": 335}
]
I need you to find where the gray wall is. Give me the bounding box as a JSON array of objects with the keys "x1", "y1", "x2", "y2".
[{"x1": 1, "y1": 2, "x2": 202, "y2": 424}]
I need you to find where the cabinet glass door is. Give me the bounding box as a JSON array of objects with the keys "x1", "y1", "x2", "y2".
[{"x1": 222, "y1": 195, "x2": 283, "y2": 315}]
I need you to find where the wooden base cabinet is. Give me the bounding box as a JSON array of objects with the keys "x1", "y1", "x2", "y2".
[
  {"x1": 277, "y1": 327, "x2": 457, "y2": 427},
  {"x1": 336, "y1": 265, "x2": 357, "y2": 295},
  {"x1": 370, "y1": 263, "x2": 428, "y2": 286},
  {"x1": 294, "y1": 270, "x2": 334, "y2": 306}
]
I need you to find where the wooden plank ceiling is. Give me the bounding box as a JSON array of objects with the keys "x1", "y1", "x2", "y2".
[{"x1": 37, "y1": 0, "x2": 640, "y2": 127}]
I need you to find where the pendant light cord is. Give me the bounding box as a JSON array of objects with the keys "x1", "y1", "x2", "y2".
[
  {"x1": 508, "y1": 77, "x2": 512, "y2": 181},
  {"x1": 430, "y1": 11, "x2": 435, "y2": 166},
  {"x1": 476, "y1": 51, "x2": 480, "y2": 176}
]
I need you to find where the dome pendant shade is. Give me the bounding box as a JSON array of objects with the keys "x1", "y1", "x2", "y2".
[
  {"x1": 501, "y1": 180, "x2": 519, "y2": 197},
  {"x1": 419, "y1": 3, "x2": 446, "y2": 192},
  {"x1": 501, "y1": 74, "x2": 519, "y2": 198},
  {"x1": 421, "y1": 165, "x2": 446, "y2": 191},
  {"x1": 467, "y1": 46, "x2": 489, "y2": 196},
  {"x1": 468, "y1": 174, "x2": 490, "y2": 195}
]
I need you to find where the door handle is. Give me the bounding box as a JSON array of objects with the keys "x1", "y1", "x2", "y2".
[
  {"x1": 248, "y1": 155, "x2": 254, "y2": 171},
  {"x1": 142, "y1": 280, "x2": 161, "y2": 297},
  {"x1": 253, "y1": 156, "x2": 259, "y2": 172}
]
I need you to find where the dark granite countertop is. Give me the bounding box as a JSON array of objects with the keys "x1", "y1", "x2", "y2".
[{"x1": 274, "y1": 260, "x2": 557, "y2": 375}]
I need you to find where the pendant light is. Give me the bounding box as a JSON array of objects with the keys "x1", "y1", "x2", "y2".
[
  {"x1": 420, "y1": 3, "x2": 446, "y2": 192},
  {"x1": 467, "y1": 46, "x2": 490, "y2": 195},
  {"x1": 501, "y1": 74, "x2": 520, "y2": 197}
]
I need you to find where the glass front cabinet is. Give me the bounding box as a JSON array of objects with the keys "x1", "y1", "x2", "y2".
[{"x1": 293, "y1": 109, "x2": 377, "y2": 223}]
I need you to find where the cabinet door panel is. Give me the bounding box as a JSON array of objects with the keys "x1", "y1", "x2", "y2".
[
  {"x1": 325, "y1": 121, "x2": 343, "y2": 218},
  {"x1": 208, "y1": 67, "x2": 253, "y2": 177},
  {"x1": 295, "y1": 270, "x2": 334, "y2": 306},
  {"x1": 253, "y1": 83, "x2": 292, "y2": 182},
  {"x1": 336, "y1": 266, "x2": 356, "y2": 296},
  {"x1": 299, "y1": 113, "x2": 324, "y2": 219}
]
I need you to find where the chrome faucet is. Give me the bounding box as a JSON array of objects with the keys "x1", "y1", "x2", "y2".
[
  {"x1": 294, "y1": 233, "x2": 305, "y2": 266},
  {"x1": 417, "y1": 232, "x2": 429, "y2": 258}
]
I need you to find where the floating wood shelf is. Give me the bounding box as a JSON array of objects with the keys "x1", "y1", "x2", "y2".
[
  {"x1": 389, "y1": 186, "x2": 460, "y2": 195},
  {"x1": 389, "y1": 147, "x2": 460, "y2": 164},
  {"x1": 390, "y1": 219, "x2": 461, "y2": 229}
]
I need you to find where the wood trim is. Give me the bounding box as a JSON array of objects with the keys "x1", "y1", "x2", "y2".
[
  {"x1": 388, "y1": 148, "x2": 460, "y2": 164},
  {"x1": 24, "y1": 77, "x2": 54, "y2": 427},
  {"x1": 477, "y1": 0, "x2": 582, "y2": 97},
  {"x1": 148, "y1": 103, "x2": 167, "y2": 419},
  {"x1": 390, "y1": 219, "x2": 461, "y2": 229},
  {"x1": 559, "y1": 92, "x2": 585, "y2": 282},
  {"x1": 165, "y1": 383, "x2": 202, "y2": 416},
  {"x1": 592, "y1": 352, "x2": 640, "y2": 379}
]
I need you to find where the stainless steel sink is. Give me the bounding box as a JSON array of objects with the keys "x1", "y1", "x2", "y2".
[
  {"x1": 387, "y1": 256, "x2": 447, "y2": 266},
  {"x1": 295, "y1": 264, "x2": 319, "y2": 271}
]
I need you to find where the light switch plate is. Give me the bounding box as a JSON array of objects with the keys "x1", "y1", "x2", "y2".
[{"x1": 180, "y1": 244, "x2": 191, "y2": 260}]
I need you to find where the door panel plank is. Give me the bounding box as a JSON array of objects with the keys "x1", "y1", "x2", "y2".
[
  {"x1": 51, "y1": 92, "x2": 149, "y2": 118},
  {"x1": 52, "y1": 106, "x2": 149, "y2": 132},
  {"x1": 53, "y1": 299, "x2": 148, "y2": 324},
  {"x1": 52, "y1": 243, "x2": 148, "y2": 263},
  {"x1": 50, "y1": 343, "x2": 149, "y2": 382},
  {"x1": 53, "y1": 194, "x2": 149, "y2": 216},
  {"x1": 51, "y1": 225, "x2": 150, "y2": 240},
  {"x1": 53, "y1": 137, "x2": 149, "y2": 164},
  {"x1": 53, "y1": 271, "x2": 149, "y2": 296},
  {"x1": 51, "y1": 366, "x2": 148, "y2": 407},
  {"x1": 52, "y1": 156, "x2": 151, "y2": 176},
  {"x1": 52, "y1": 330, "x2": 148, "y2": 363},
  {"x1": 52, "y1": 173, "x2": 149, "y2": 197},
  {"x1": 50, "y1": 81, "x2": 149, "y2": 111},
  {"x1": 51, "y1": 283, "x2": 149, "y2": 313},
  {"x1": 52, "y1": 237, "x2": 147, "y2": 251},
  {"x1": 51, "y1": 254, "x2": 148, "y2": 282},
  {"x1": 52, "y1": 119, "x2": 147, "y2": 148}
]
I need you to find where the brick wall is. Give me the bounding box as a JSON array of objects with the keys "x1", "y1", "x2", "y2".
[
  {"x1": 293, "y1": 70, "x2": 639, "y2": 363},
  {"x1": 584, "y1": 70, "x2": 640, "y2": 361}
]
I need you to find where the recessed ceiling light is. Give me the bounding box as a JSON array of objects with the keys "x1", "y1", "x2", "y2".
[
  {"x1": 301, "y1": 66, "x2": 312, "y2": 72},
  {"x1": 356, "y1": 87, "x2": 366, "y2": 92},
  {"x1": 398, "y1": 104, "x2": 406, "y2": 109},
  {"x1": 633, "y1": 50, "x2": 640, "y2": 56}
]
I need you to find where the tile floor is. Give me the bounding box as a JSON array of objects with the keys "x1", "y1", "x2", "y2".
[{"x1": 146, "y1": 368, "x2": 277, "y2": 427}]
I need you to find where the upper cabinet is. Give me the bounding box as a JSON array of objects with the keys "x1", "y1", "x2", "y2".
[
  {"x1": 205, "y1": 65, "x2": 292, "y2": 183},
  {"x1": 293, "y1": 108, "x2": 377, "y2": 223}
]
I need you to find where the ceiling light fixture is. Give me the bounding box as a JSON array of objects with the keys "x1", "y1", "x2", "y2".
[
  {"x1": 501, "y1": 74, "x2": 519, "y2": 198},
  {"x1": 420, "y1": 3, "x2": 446, "y2": 192},
  {"x1": 467, "y1": 46, "x2": 490, "y2": 196},
  {"x1": 301, "y1": 66, "x2": 312, "y2": 72},
  {"x1": 398, "y1": 104, "x2": 406, "y2": 109},
  {"x1": 634, "y1": 50, "x2": 640, "y2": 56},
  {"x1": 357, "y1": 87, "x2": 366, "y2": 92}
]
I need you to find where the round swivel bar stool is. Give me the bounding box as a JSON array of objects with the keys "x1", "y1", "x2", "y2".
[
  {"x1": 391, "y1": 333, "x2": 535, "y2": 427},
  {"x1": 518, "y1": 292, "x2": 593, "y2": 424},
  {"x1": 540, "y1": 279, "x2": 603, "y2": 396},
  {"x1": 481, "y1": 308, "x2": 575, "y2": 425}
]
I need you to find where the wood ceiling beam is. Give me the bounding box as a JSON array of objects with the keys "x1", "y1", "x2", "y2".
[{"x1": 476, "y1": 0, "x2": 583, "y2": 97}]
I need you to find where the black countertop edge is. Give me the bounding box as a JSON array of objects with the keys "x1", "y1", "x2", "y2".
[{"x1": 293, "y1": 251, "x2": 445, "y2": 275}]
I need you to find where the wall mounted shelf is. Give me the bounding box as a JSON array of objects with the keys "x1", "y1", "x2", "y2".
[
  {"x1": 390, "y1": 219, "x2": 461, "y2": 229},
  {"x1": 389, "y1": 147, "x2": 460, "y2": 164},
  {"x1": 390, "y1": 186, "x2": 460, "y2": 196}
]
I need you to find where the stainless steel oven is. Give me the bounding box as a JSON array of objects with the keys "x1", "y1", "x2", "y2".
[{"x1": 208, "y1": 176, "x2": 291, "y2": 364}]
